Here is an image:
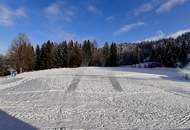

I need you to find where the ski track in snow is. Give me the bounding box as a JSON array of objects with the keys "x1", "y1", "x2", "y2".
[{"x1": 0, "y1": 67, "x2": 190, "y2": 129}]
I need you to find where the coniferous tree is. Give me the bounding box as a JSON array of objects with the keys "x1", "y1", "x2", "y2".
[
  {"x1": 34, "y1": 45, "x2": 41, "y2": 70},
  {"x1": 67, "y1": 40, "x2": 74, "y2": 67},
  {"x1": 0, "y1": 55, "x2": 9, "y2": 76},
  {"x1": 54, "y1": 41, "x2": 68, "y2": 67},
  {"x1": 102, "y1": 42, "x2": 110, "y2": 66},
  {"x1": 82, "y1": 40, "x2": 93, "y2": 66},
  {"x1": 109, "y1": 43, "x2": 117, "y2": 66},
  {"x1": 69, "y1": 42, "x2": 82, "y2": 67},
  {"x1": 40, "y1": 40, "x2": 54, "y2": 69}
]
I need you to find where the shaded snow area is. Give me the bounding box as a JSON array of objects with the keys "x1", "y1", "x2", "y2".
[
  {"x1": 0, "y1": 67, "x2": 190, "y2": 130},
  {"x1": 179, "y1": 64, "x2": 190, "y2": 80}
]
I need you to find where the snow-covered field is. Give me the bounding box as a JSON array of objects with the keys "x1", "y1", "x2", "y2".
[{"x1": 0, "y1": 67, "x2": 190, "y2": 130}]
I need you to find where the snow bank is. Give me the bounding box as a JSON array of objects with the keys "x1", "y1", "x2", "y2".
[
  {"x1": 131, "y1": 62, "x2": 162, "y2": 68},
  {"x1": 179, "y1": 64, "x2": 190, "y2": 80}
]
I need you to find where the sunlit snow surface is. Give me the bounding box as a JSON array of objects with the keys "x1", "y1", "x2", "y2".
[{"x1": 0, "y1": 67, "x2": 190, "y2": 130}]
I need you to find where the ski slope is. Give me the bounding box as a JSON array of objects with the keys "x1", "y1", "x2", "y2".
[{"x1": 0, "y1": 67, "x2": 190, "y2": 130}]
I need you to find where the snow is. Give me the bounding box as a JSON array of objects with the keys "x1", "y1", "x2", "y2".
[
  {"x1": 179, "y1": 64, "x2": 190, "y2": 80},
  {"x1": 0, "y1": 67, "x2": 190, "y2": 129}
]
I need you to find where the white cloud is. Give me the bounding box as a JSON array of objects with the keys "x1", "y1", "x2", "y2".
[
  {"x1": 144, "y1": 29, "x2": 190, "y2": 42},
  {"x1": 45, "y1": 2, "x2": 63, "y2": 16},
  {"x1": 157, "y1": 0, "x2": 188, "y2": 13},
  {"x1": 44, "y1": 2, "x2": 75, "y2": 22},
  {"x1": 114, "y1": 22, "x2": 145, "y2": 35},
  {"x1": 0, "y1": 5, "x2": 26, "y2": 26},
  {"x1": 135, "y1": 0, "x2": 188, "y2": 15},
  {"x1": 15, "y1": 7, "x2": 27, "y2": 17},
  {"x1": 45, "y1": 27, "x2": 97, "y2": 43},
  {"x1": 134, "y1": 0, "x2": 160, "y2": 15},
  {"x1": 87, "y1": 5, "x2": 102, "y2": 15},
  {"x1": 87, "y1": 5, "x2": 96, "y2": 12},
  {"x1": 51, "y1": 29, "x2": 78, "y2": 41},
  {"x1": 135, "y1": 3, "x2": 154, "y2": 16},
  {"x1": 0, "y1": 5, "x2": 13, "y2": 26},
  {"x1": 39, "y1": 25, "x2": 78, "y2": 42}
]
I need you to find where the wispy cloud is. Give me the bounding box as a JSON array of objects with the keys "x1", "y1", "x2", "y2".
[
  {"x1": 106, "y1": 16, "x2": 115, "y2": 21},
  {"x1": 135, "y1": 0, "x2": 188, "y2": 15},
  {"x1": 114, "y1": 22, "x2": 145, "y2": 35},
  {"x1": 45, "y1": 26, "x2": 97, "y2": 43},
  {"x1": 0, "y1": 4, "x2": 27, "y2": 26},
  {"x1": 45, "y1": 2, "x2": 63, "y2": 16},
  {"x1": 87, "y1": 5, "x2": 102, "y2": 15},
  {"x1": 144, "y1": 29, "x2": 190, "y2": 41},
  {"x1": 45, "y1": 26, "x2": 78, "y2": 41},
  {"x1": 134, "y1": 0, "x2": 160, "y2": 15},
  {"x1": 15, "y1": 7, "x2": 27, "y2": 17},
  {"x1": 157, "y1": 0, "x2": 188, "y2": 13},
  {"x1": 87, "y1": 5, "x2": 96, "y2": 12},
  {"x1": 44, "y1": 1, "x2": 75, "y2": 22},
  {"x1": 56, "y1": 30, "x2": 78, "y2": 41},
  {"x1": 135, "y1": 1, "x2": 156, "y2": 16}
]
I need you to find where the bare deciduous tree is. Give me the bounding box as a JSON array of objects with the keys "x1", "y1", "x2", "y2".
[{"x1": 8, "y1": 33, "x2": 35, "y2": 73}]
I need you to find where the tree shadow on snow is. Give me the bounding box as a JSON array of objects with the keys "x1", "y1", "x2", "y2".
[{"x1": 0, "y1": 110, "x2": 38, "y2": 130}]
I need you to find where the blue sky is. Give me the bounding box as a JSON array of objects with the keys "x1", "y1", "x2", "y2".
[{"x1": 0, "y1": 0, "x2": 190, "y2": 52}]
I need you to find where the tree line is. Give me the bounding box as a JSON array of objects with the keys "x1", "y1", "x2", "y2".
[{"x1": 0, "y1": 32, "x2": 190, "y2": 75}]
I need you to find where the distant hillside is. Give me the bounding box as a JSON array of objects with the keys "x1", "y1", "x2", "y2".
[{"x1": 118, "y1": 32, "x2": 190, "y2": 67}]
